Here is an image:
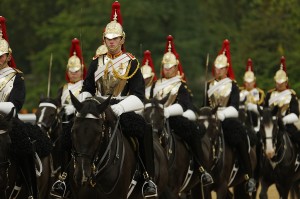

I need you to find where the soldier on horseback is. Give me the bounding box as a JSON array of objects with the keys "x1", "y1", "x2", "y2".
[
  {"x1": 239, "y1": 58, "x2": 265, "y2": 129},
  {"x1": 148, "y1": 35, "x2": 213, "y2": 186},
  {"x1": 0, "y1": 16, "x2": 38, "y2": 198},
  {"x1": 205, "y1": 39, "x2": 256, "y2": 193},
  {"x1": 264, "y1": 56, "x2": 300, "y2": 153},
  {"x1": 78, "y1": 1, "x2": 157, "y2": 197},
  {"x1": 50, "y1": 38, "x2": 87, "y2": 198},
  {"x1": 140, "y1": 50, "x2": 157, "y2": 100}
]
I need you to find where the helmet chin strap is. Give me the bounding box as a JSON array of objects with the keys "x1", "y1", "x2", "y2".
[{"x1": 106, "y1": 37, "x2": 124, "y2": 53}]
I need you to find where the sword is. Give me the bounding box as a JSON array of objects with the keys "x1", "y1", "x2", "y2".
[
  {"x1": 47, "y1": 53, "x2": 53, "y2": 98},
  {"x1": 203, "y1": 53, "x2": 209, "y2": 106}
]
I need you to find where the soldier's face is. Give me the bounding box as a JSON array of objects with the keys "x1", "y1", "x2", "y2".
[
  {"x1": 276, "y1": 81, "x2": 288, "y2": 92},
  {"x1": 214, "y1": 66, "x2": 228, "y2": 80},
  {"x1": 68, "y1": 69, "x2": 82, "y2": 83},
  {"x1": 163, "y1": 65, "x2": 178, "y2": 78},
  {"x1": 104, "y1": 37, "x2": 124, "y2": 54},
  {"x1": 0, "y1": 53, "x2": 11, "y2": 68},
  {"x1": 245, "y1": 81, "x2": 255, "y2": 90}
]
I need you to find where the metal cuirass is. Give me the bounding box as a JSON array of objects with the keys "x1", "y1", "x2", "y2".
[
  {"x1": 0, "y1": 67, "x2": 16, "y2": 102},
  {"x1": 269, "y1": 90, "x2": 292, "y2": 116},
  {"x1": 154, "y1": 78, "x2": 181, "y2": 107},
  {"x1": 208, "y1": 79, "x2": 232, "y2": 108},
  {"x1": 61, "y1": 80, "x2": 83, "y2": 105},
  {"x1": 95, "y1": 55, "x2": 130, "y2": 97}
]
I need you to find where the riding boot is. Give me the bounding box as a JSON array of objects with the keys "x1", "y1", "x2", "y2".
[
  {"x1": 188, "y1": 132, "x2": 213, "y2": 186},
  {"x1": 140, "y1": 123, "x2": 157, "y2": 198},
  {"x1": 236, "y1": 140, "x2": 256, "y2": 193},
  {"x1": 19, "y1": 154, "x2": 38, "y2": 199}
]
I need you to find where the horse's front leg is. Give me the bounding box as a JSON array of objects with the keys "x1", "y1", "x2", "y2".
[
  {"x1": 259, "y1": 178, "x2": 271, "y2": 199},
  {"x1": 215, "y1": 182, "x2": 230, "y2": 199},
  {"x1": 276, "y1": 184, "x2": 290, "y2": 199}
]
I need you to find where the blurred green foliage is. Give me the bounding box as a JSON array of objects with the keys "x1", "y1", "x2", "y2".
[{"x1": 1, "y1": 0, "x2": 300, "y2": 111}]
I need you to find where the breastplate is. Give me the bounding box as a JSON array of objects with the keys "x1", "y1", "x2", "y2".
[
  {"x1": 154, "y1": 79, "x2": 181, "y2": 106},
  {"x1": 61, "y1": 81, "x2": 83, "y2": 105},
  {"x1": 0, "y1": 69, "x2": 16, "y2": 102},
  {"x1": 96, "y1": 55, "x2": 129, "y2": 97},
  {"x1": 209, "y1": 80, "x2": 232, "y2": 108},
  {"x1": 240, "y1": 88, "x2": 260, "y2": 104},
  {"x1": 270, "y1": 90, "x2": 292, "y2": 115}
]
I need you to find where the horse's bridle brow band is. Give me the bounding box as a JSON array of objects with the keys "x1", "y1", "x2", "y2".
[{"x1": 39, "y1": 102, "x2": 57, "y2": 109}]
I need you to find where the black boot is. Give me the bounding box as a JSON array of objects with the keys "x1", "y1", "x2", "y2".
[
  {"x1": 188, "y1": 128, "x2": 213, "y2": 186},
  {"x1": 19, "y1": 154, "x2": 38, "y2": 199},
  {"x1": 140, "y1": 124, "x2": 157, "y2": 198},
  {"x1": 237, "y1": 141, "x2": 256, "y2": 193}
]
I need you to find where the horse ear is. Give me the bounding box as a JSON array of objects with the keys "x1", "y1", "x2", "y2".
[
  {"x1": 257, "y1": 104, "x2": 263, "y2": 115},
  {"x1": 5, "y1": 107, "x2": 14, "y2": 121},
  {"x1": 69, "y1": 91, "x2": 83, "y2": 112},
  {"x1": 97, "y1": 95, "x2": 112, "y2": 113}
]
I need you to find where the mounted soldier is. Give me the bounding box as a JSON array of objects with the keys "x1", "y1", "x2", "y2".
[
  {"x1": 0, "y1": 16, "x2": 38, "y2": 199},
  {"x1": 149, "y1": 35, "x2": 213, "y2": 186},
  {"x1": 78, "y1": 1, "x2": 157, "y2": 197},
  {"x1": 50, "y1": 38, "x2": 87, "y2": 198},
  {"x1": 264, "y1": 56, "x2": 300, "y2": 153},
  {"x1": 239, "y1": 58, "x2": 265, "y2": 131},
  {"x1": 205, "y1": 39, "x2": 256, "y2": 193}
]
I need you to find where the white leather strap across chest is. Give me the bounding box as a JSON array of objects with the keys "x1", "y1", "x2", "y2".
[
  {"x1": 94, "y1": 53, "x2": 131, "y2": 82},
  {"x1": 61, "y1": 80, "x2": 83, "y2": 104},
  {"x1": 0, "y1": 67, "x2": 16, "y2": 102},
  {"x1": 269, "y1": 89, "x2": 292, "y2": 106},
  {"x1": 153, "y1": 76, "x2": 182, "y2": 97},
  {"x1": 207, "y1": 78, "x2": 232, "y2": 97}
]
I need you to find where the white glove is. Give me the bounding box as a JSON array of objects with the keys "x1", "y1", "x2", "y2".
[
  {"x1": 217, "y1": 106, "x2": 238, "y2": 121},
  {"x1": 217, "y1": 110, "x2": 225, "y2": 121},
  {"x1": 64, "y1": 104, "x2": 75, "y2": 115},
  {"x1": 0, "y1": 102, "x2": 16, "y2": 116},
  {"x1": 135, "y1": 109, "x2": 143, "y2": 116},
  {"x1": 164, "y1": 104, "x2": 183, "y2": 118},
  {"x1": 282, "y1": 113, "x2": 299, "y2": 125},
  {"x1": 111, "y1": 104, "x2": 125, "y2": 116},
  {"x1": 78, "y1": 91, "x2": 92, "y2": 102},
  {"x1": 182, "y1": 109, "x2": 197, "y2": 121},
  {"x1": 247, "y1": 103, "x2": 259, "y2": 114}
]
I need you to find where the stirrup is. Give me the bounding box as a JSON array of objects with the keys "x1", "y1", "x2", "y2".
[
  {"x1": 199, "y1": 166, "x2": 214, "y2": 186},
  {"x1": 245, "y1": 178, "x2": 256, "y2": 193},
  {"x1": 50, "y1": 172, "x2": 67, "y2": 198},
  {"x1": 142, "y1": 179, "x2": 158, "y2": 198}
]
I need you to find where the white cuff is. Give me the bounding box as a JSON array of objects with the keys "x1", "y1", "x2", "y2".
[
  {"x1": 220, "y1": 106, "x2": 238, "y2": 119},
  {"x1": 182, "y1": 109, "x2": 197, "y2": 121},
  {"x1": 283, "y1": 113, "x2": 299, "y2": 125},
  {"x1": 0, "y1": 102, "x2": 16, "y2": 116},
  {"x1": 78, "y1": 91, "x2": 92, "y2": 102},
  {"x1": 164, "y1": 104, "x2": 183, "y2": 118},
  {"x1": 247, "y1": 103, "x2": 259, "y2": 114}
]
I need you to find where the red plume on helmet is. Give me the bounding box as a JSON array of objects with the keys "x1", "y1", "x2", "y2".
[
  {"x1": 0, "y1": 16, "x2": 16, "y2": 68},
  {"x1": 246, "y1": 58, "x2": 253, "y2": 72},
  {"x1": 110, "y1": 1, "x2": 122, "y2": 25},
  {"x1": 280, "y1": 56, "x2": 287, "y2": 73},
  {"x1": 142, "y1": 50, "x2": 157, "y2": 81},
  {"x1": 213, "y1": 39, "x2": 235, "y2": 80},
  {"x1": 65, "y1": 38, "x2": 87, "y2": 82}
]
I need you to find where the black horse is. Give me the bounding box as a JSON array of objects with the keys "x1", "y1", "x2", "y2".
[
  {"x1": 196, "y1": 106, "x2": 257, "y2": 199},
  {"x1": 258, "y1": 107, "x2": 300, "y2": 199},
  {"x1": 69, "y1": 92, "x2": 168, "y2": 199},
  {"x1": 143, "y1": 98, "x2": 205, "y2": 199},
  {"x1": 35, "y1": 98, "x2": 68, "y2": 198},
  {"x1": 0, "y1": 109, "x2": 13, "y2": 198}
]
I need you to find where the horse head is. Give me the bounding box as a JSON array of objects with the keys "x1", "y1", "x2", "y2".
[
  {"x1": 198, "y1": 106, "x2": 220, "y2": 140},
  {"x1": 69, "y1": 91, "x2": 114, "y2": 186},
  {"x1": 0, "y1": 108, "x2": 13, "y2": 191},
  {"x1": 258, "y1": 106, "x2": 284, "y2": 159},
  {"x1": 35, "y1": 98, "x2": 61, "y2": 138}
]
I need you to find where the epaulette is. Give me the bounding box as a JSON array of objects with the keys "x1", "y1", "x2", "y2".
[
  {"x1": 126, "y1": 52, "x2": 136, "y2": 60},
  {"x1": 13, "y1": 68, "x2": 23, "y2": 74},
  {"x1": 290, "y1": 89, "x2": 297, "y2": 95},
  {"x1": 239, "y1": 86, "x2": 245, "y2": 91},
  {"x1": 267, "y1": 88, "x2": 276, "y2": 93},
  {"x1": 92, "y1": 54, "x2": 101, "y2": 60}
]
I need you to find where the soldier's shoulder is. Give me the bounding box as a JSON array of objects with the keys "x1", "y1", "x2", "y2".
[
  {"x1": 13, "y1": 68, "x2": 23, "y2": 74},
  {"x1": 290, "y1": 89, "x2": 297, "y2": 95},
  {"x1": 267, "y1": 88, "x2": 276, "y2": 93},
  {"x1": 126, "y1": 52, "x2": 136, "y2": 60}
]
